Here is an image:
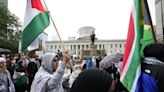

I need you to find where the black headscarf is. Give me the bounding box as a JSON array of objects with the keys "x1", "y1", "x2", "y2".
[
  {"x1": 70, "y1": 69, "x2": 113, "y2": 92},
  {"x1": 143, "y1": 43, "x2": 164, "y2": 62}
]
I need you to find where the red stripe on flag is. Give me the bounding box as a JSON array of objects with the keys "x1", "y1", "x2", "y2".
[
  {"x1": 122, "y1": 13, "x2": 135, "y2": 70},
  {"x1": 31, "y1": 0, "x2": 45, "y2": 12}
]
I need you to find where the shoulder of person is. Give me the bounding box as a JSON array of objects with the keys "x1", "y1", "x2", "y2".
[
  {"x1": 142, "y1": 63, "x2": 164, "y2": 79},
  {"x1": 4, "y1": 70, "x2": 10, "y2": 75},
  {"x1": 157, "y1": 67, "x2": 164, "y2": 77}
]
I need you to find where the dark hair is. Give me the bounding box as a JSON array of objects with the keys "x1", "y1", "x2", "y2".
[
  {"x1": 82, "y1": 63, "x2": 86, "y2": 70},
  {"x1": 143, "y1": 43, "x2": 164, "y2": 62},
  {"x1": 17, "y1": 60, "x2": 23, "y2": 66},
  {"x1": 15, "y1": 60, "x2": 25, "y2": 72},
  {"x1": 70, "y1": 69, "x2": 113, "y2": 92}
]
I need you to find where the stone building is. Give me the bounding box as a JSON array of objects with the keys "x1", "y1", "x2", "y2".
[
  {"x1": 155, "y1": 0, "x2": 164, "y2": 43},
  {"x1": 45, "y1": 26, "x2": 126, "y2": 57}
]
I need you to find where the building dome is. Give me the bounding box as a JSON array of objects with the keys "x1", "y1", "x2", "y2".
[{"x1": 78, "y1": 26, "x2": 95, "y2": 39}]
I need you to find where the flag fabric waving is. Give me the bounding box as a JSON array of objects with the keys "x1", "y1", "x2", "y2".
[
  {"x1": 120, "y1": 0, "x2": 143, "y2": 91},
  {"x1": 120, "y1": 0, "x2": 155, "y2": 91},
  {"x1": 21, "y1": 0, "x2": 50, "y2": 52}
]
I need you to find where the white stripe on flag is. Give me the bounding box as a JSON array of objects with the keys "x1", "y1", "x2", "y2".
[
  {"x1": 22, "y1": 0, "x2": 41, "y2": 30},
  {"x1": 27, "y1": 38, "x2": 39, "y2": 51},
  {"x1": 130, "y1": 65, "x2": 141, "y2": 92}
]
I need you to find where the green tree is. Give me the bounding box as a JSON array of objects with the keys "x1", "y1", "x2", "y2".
[{"x1": 0, "y1": 3, "x2": 21, "y2": 54}]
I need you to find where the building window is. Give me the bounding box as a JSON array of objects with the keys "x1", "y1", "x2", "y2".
[
  {"x1": 120, "y1": 44, "x2": 122, "y2": 48},
  {"x1": 99, "y1": 45, "x2": 101, "y2": 49},
  {"x1": 59, "y1": 45, "x2": 61, "y2": 49},
  {"x1": 103, "y1": 44, "x2": 105, "y2": 49},
  {"x1": 78, "y1": 45, "x2": 80, "y2": 49},
  {"x1": 55, "y1": 45, "x2": 56, "y2": 49},
  {"x1": 115, "y1": 44, "x2": 117, "y2": 48},
  {"x1": 111, "y1": 44, "x2": 113, "y2": 48},
  {"x1": 95, "y1": 45, "x2": 97, "y2": 49},
  {"x1": 86, "y1": 45, "x2": 89, "y2": 49},
  {"x1": 74, "y1": 45, "x2": 76, "y2": 50},
  {"x1": 51, "y1": 45, "x2": 53, "y2": 49},
  {"x1": 82, "y1": 45, "x2": 84, "y2": 50}
]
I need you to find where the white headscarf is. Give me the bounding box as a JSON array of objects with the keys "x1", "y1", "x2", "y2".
[
  {"x1": 0, "y1": 57, "x2": 6, "y2": 63},
  {"x1": 41, "y1": 53, "x2": 56, "y2": 74},
  {"x1": 69, "y1": 64, "x2": 82, "y2": 88}
]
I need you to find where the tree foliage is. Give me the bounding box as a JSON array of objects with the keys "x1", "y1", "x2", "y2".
[{"x1": 0, "y1": 3, "x2": 21, "y2": 54}]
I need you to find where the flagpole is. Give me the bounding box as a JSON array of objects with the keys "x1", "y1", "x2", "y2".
[
  {"x1": 144, "y1": 0, "x2": 156, "y2": 42},
  {"x1": 42, "y1": 0, "x2": 65, "y2": 51},
  {"x1": 42, "y1": 0, "x2": 74, "y2": 70}
]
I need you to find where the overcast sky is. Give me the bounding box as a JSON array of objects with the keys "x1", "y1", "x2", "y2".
[{"x1": 8, "y1": 0, "x2": 156, "y2": 41}]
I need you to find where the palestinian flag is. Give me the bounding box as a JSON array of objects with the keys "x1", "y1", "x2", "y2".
[{"x1": 21, "y1": 0, "x2": 50, "y2": 52}]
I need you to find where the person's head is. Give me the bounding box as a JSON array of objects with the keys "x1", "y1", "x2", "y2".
[
  {"x1": 143, "y1": 43, "x2": 164, "y2": 62},
  {"x1": 82, "y1": 63, "x2": 86, "y2": 70},
  {"x1": 70, "y1": 69, "x2": 115, "y2": 92},
  {"x1": 42, "y1": 53, "x2": 58, "y2": 74},
  {"x1": 15, "y1": 60, "x2": 26, "y2": 72},
  {"x1": 17, "y1": 60, "x2": 25, "y2": 67},
  {"x1": 0, "y1": 57, "x2": 6, "y2": 74},
  {"x1": 71, "y1": 56, "x2": 73, "y2": 59},
  {"x1": 34, "y1": 55, "x2": 39, "y2": 60},
  {"x1": 73, "y1": 64, "x2": 82, "y2": 72}
]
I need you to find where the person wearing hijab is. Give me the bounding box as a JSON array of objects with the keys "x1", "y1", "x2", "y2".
[
  {"x1": 70, "y1": 69, "x2": 115, "y2": 92},
  {"x1": 69, "y1": 64, "x2": 82, "y2": 88},
  {"x1": 30, "y1": 51, "x2": 70, "y2": 92},
  {"x1": 0, "y1": 57, "x2": 15, "y2": 92}
]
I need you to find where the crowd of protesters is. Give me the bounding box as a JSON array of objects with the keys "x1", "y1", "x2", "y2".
[
  {"x1": 0, "y1": 53, "x2": 40, "y2": 92},
  {"x1": 0, "y1": 43, "x2": 164, "y2": 92}
]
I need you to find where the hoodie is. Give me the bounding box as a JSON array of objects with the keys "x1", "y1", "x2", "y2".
[{"x1": 30, "y1": 53, "x2": 66, "y2": 92}]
